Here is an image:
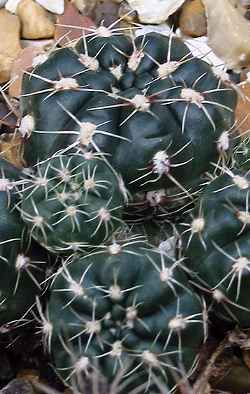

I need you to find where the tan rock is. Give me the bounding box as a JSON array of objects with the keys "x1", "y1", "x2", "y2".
[
  {"x1": 0, "y1": 9, "x2": 21, "y2": 83},
  {"x1": 71, "y1": 0, "x2": 97, "y2": 14},
  {"x1": 179, "y1": 0, "x2": 207, "y2": 37},
  {"x1": 17, "y1": 0, "x2": 55, "y2": 39},
  {"x1": 203, "y1": 0, "x2": 250, "y2": 71},
  {"x1": 9, "y1": 46, "x2": 47, "y2": 97},
  {"x1": 235, "y1": 82, "x2": 250, "y2": 136},
  {"x1": 126, "y1": 0, "x2": 185, "y2": 24},
  {"x1": 55, "y1": 1, "x2": 95, "y2": 46},
  {"x1": 0, "y1": 133, "x2": 25, "y2": 169}
]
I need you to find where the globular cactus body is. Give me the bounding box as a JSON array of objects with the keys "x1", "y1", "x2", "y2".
[
  {"x1": 20, "y1": 153, "x2": 127, "y2": 254},
  {"x1": 48, "y1": 238, "x2": 206, "y2": 391},
  {"x1": 182, "y1": 170, "x2": 250, "y2": 326},
  {"x1": 0, "y1": 162, "x2": 46, "y2": 325},
  {"x1": 20, "y1": 30, "x2": 237, "y2": 194}
]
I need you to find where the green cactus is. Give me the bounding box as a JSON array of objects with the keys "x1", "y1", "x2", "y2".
[
  {"x1": 181, "y1": 168, "x2": 250, "y2": 327},
  {"x1": 20, "y1": 29, "x2": 237, "y2": 194},
  {"x1": 20, "y1": 152, "x2": 127, "y2": 254},
  {"x1": 47, "y1": 237, "x2": 206, "y2": 392},
  {"x1": 0, "y1": 173, "x2": 46, "y2": 326}
]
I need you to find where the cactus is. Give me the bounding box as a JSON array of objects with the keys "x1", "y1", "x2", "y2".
[
  {"x1": 181, "y1": 168, "x2": 250, "y2": 326},
  {"x1": 20, "y1": 152, "x2": 127, "y2": 254},
  {"x1": 0, "y1": 162, "x2": 46, "y2": 326},
  {"x1": 20, "y1": 30, "x2": 237, "y2": 194},
  {"x1": 47, "y1": 237, "x2": 207, "y2": 392},
  {"x1": 0, "y1": 19, "x2": 247, "y2": 394}
]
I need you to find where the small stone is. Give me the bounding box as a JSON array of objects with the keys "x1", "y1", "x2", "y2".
[
  {"x1": 36, "y1": 0, "x2": 64, "y2": 14},
  {"x1": 17, "y1": 0, "x2": 55, "y2": 39},
  {"x1": 5, "y1": 0, "x2": 21, "y2": 13},
  {"x1": 0, "y1": 379, "x2": 34, "y2": 394},
  {"x1": 71, "y1": 0, "x2": 97, "y2": 14},
  {"x1": 9, "y1": 46, "x2": 47, "y2": 97},
  {"x1": 55, "y1": 1, "x2": 95, "y2": 46},
  {"x1": 179, "y1": 0, "x2": 207, "y2": 37},
  {"x1": 0, "y1": 0, "x2": 7, "y2": 7},
  {"x1": 21, "y1": 38, "x2": 54, "y2": 48},
  {"x1": 235, "y1": 82, "x2": 250, "y2": 137},
  {"x1": 0, "y1": 9, "x2": 21, "y2": 83},
  {"x1": 127, "y1": 0, "x2": 186, "y2": 24},
  {"x1": 0, "y1": 133, "x2": 25, "y2": 168}
]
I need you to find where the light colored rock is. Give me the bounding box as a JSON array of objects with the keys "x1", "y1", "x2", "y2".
[
  {"x1": 135, "y1": 24, "x2": 172, "y2": 37},
  {"x1": 127, "y1": 0, "x2": 186, "y2": 24},
  {"x1": 35, "y1": 0, "x2": 64, "y2": 14},
  {"x1": 17, "y1": 0, "x2": 55, "y2": 39},
  {"x1": 203, "y1": 0, "x2": 250, "y2": 71},
  {"x1": 181, "y1": 34, "x2": 224, "y2": 68},
  {"x1": 0, "y1": 9, "x2": 21, "y2": 83},
  {"x1": 179, "y1": 0, "x2": 207, "y2": 37},
  {"x1": 71, "y1": 0, "x2": 97, "y2": 14},
  {"x1": 235, "y1": 82, "x2": 250, "y2": 136},
  {"x1": 5, "y1": 0, "x2": 21, "y2": 12},
  {"x1": 21, "y1": 38, "x2": 54, "y2": 48}
]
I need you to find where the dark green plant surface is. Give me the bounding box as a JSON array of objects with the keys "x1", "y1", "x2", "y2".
[
  {"x1": 48, "y1": 237, "x2": 206, "y2": 392},
  {"x1": 20, "y1": 153, "x2": 127, "y2": 254},
  {"x1": 21, "y1": 31, "x2": 237, "y2": 194},
  {"x1": 182, "y1": 169, "x2": 250, "y2": 326},
  {"x1": 0, "y1": 23, "x2": 249, "y2": 394}
]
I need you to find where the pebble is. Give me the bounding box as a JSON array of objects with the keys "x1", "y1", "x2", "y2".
[
  {"x1": 126, "y1": 0, "x2": 185, "y2": 24},
  {"x1": 203, "y1": 0, "x2": 250, "y2": 71},
  {"x1": 71, "y1": 0, "x2": 97, "y2": 14},
  {"x1": 17, "y1": 0, "x2": 55, "y2": 39},
  {"x1": 179, "y1": 0, "x2": 207, "y2": 37},
  {"x1": 235, "y1": 82, "x2": 250, "y2": 137},
  {"x1": 21, "y1": 38, "x2": 54, "y2": 48},
  {"x1": 5, "y1": 0, "x2": 21, "y2": 13},
  {"x1": 36, "y1": 0, "x2": 64, "y2": 14},
  {"x1": 0, "y1": 9, "x2": 21, "y2": 83},
  {"x1": 55, "y1": 1, "x2": 95, "y2": 46},
  {"x1": 0, "y1": 379, "x2": 35, "y2": 394},
  {"x1": 0, "y1": 133, "x2": 25, "y2": 168}
]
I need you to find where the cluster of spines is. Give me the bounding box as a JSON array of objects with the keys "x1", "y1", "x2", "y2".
[
  {"x1": 42, "y1": 237, "x2": 207, "y2": 392},
  {"x1": 0, "y1": 18, "x2": 248, "y2": 394}
]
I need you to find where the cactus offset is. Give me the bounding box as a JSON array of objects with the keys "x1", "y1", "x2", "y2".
[{"x1": 48, "y1": 237, "x2": 207, "y2": 392}]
